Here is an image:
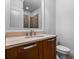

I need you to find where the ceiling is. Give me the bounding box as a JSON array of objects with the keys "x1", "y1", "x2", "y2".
[{"x1": 23, "y1": 0, "x2": 41, "y2": 13}]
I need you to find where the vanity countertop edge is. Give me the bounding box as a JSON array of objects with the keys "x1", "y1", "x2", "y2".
[{"x1": 6, "y1": 34, "x2": 56, "y2": 49}]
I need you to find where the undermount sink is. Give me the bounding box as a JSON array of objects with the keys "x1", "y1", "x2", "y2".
[
  {"x1": 25, "y1": 34, "x2": 46, "y2": 38},
  {"x1": 32, "y1": 35, "x2": 45, "y2": 37}
]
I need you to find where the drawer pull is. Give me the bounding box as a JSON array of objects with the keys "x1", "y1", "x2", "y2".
[
  {"x1": 48, "y1": 39, "x2": 54, "y2": 41},
  {"x1": 23, "y1": 44, "x2": 37, "y2": 49}
]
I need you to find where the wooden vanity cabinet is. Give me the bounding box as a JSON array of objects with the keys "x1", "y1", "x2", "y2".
[
  {"x1": 18, "y1": 43, "x2": 38, "y2": 59},
  {"x1": 6, "y1": 47, "x2": 18, "y2": 59},
  {"x1": 6, "y1": 43, "x2": 39, "y2": 59},
  {"x1": 6, "y1": 37, "x2": 56, "y2": 59},
  {"x1": 42, "y1": 37, "x2": 56, "y2": 59},
  {"x1": 48, "y1": 37, "x2": 56, "y2": 59}
]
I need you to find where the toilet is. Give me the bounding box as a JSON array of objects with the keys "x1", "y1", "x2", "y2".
[
  {"x1": 56, "y1": 55, "x2": 60, "y2": 59},
  {"x1": 56, "y1": 45, "x2": 70, "y2": 59}
]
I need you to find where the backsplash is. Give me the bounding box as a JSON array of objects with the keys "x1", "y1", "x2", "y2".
[{"x1": 6, "y1": 32, "x2": 43, "y2": 37}]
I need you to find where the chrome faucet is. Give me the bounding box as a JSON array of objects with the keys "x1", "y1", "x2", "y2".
[
  {"x1": 29, "y1": 29, "x2": 36, "y2": 37},
  {"x1": 30, "y1": 29, "x2": 33, "y2": 37}
]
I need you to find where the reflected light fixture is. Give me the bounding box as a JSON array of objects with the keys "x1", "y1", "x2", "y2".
[{"x1": 26, "y1": 6, "x2": 29, "y2": 10}]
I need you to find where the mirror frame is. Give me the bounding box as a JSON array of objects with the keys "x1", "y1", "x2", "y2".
[{"x1": 6, "y1": 0, "x2": 45, "y2": 32}]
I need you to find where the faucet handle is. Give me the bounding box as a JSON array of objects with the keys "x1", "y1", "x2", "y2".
[
  {"x1": 25, "y1": 32, "x2": 28, "y2": 36},
  {"x1": 32, "y1": 29, "x2": 36, "y2": 35},
  {"x1": 29, "y1": 29, "x2": 33, "y2": 37},
  {"x1": 34, "y1": 31, "x2": 36, "y2": 35}
]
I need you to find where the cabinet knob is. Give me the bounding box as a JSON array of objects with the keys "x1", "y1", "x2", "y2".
[
  {"x1": 48, "y1": 39, "x2": 54, "y2": 41},
  {"x1": 23, "y1": 44, "x2": 37, "y2": 49}
]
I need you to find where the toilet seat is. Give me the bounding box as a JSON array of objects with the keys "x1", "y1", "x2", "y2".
[
  {"x1": 57, "y1": 45, "x2": 70, "y2": 52},
  {"x1": 57, "y1": 45, "x2": 70, "y2": 54}
]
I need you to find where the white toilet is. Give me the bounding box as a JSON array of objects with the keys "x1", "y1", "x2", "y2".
[
  {"x1": 56, "y1": 55, "x2": 60, "y2": 59},
  {"x1": 56, "y1": 45, "x2": 70, "y2": 59}
]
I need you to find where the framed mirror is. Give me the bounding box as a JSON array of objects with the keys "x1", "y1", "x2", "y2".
[{"x1": 5, "y1": 0, "x2": 45, "y2": 32}]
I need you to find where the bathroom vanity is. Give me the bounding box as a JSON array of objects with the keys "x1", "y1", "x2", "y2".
[
  {"x1": 5, "y1": 0, "x2": 56, "y2": 59},
  {"x1": 5, "y1": 34, "x2": 56, "y2": 59}
]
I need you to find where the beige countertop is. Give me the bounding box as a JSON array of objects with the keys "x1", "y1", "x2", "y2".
[{"x1": 6, "y1": 34, "x2": 56, "y2": 49}]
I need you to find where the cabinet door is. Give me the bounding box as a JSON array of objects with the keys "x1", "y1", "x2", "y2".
[
  {"x1": 47, "y1": 37, "x2": 56, "y2": 59},
  {"x1": 43, "y1": 37, "x2": 56, "y2": 59},
  {"x1": 6, "y1": 47, "x2": 18, "y2": 59},
  {"x1": 37, "y1": 41, "x2": 43, "y2": 59},
  {"x1": 42, "y1": 40, "x2": 49, "y2": 59},
  {"x1": 19, "y1": 43, "x2": 38, "y2": 59}
]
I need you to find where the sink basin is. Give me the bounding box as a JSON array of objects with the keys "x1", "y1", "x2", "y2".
[
  {"x1": 25, "y1": 34, "x2": 46, "y2": 38},
  {"x1": 33, "y1": 35, "x2": 45, "y2": 37}
]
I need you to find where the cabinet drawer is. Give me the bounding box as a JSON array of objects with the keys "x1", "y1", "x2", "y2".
[
  {"x1": 18, "y1": 43, "x2": 38, "y2": 50},
  {"x1": 18, "y1": 42, "x2": 38, "y2": 59}
]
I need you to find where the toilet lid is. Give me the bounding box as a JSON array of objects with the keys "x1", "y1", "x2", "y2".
[{"x1": 57, "y1": 45, "x2": 70, "y2": 52}]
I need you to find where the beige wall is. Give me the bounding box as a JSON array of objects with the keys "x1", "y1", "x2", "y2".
[
  {"x1": 45, "y1": 0, "x2": 56, "y2": 34},
  {"x1": 56, "y1": 0, "x2": 74, "y2": 53}
]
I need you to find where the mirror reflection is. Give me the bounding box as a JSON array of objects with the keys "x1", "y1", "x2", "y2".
[{"x1": 9, "y1": 0, "x2": 42, "y2": 29}]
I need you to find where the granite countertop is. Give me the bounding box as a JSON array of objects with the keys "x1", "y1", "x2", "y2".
[{"x1": 6, "y1": 34, "x2": 56, "y2": 49}]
